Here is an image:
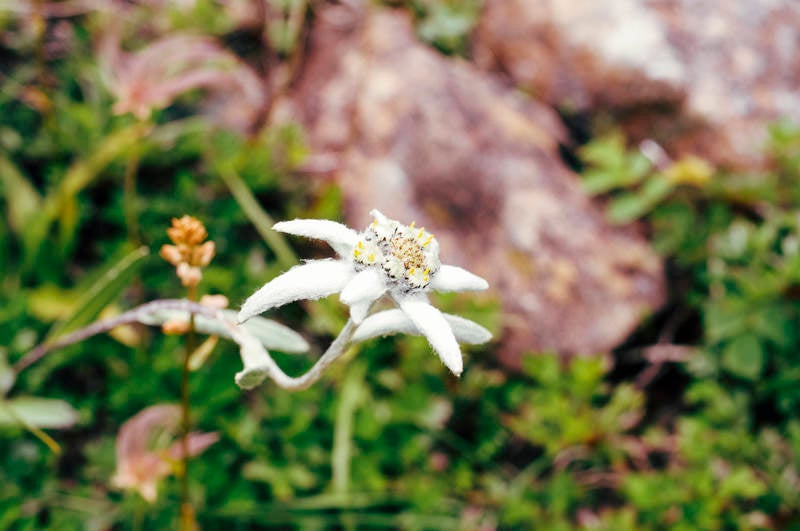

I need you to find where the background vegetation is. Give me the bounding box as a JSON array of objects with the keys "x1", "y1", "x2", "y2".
[{"x1": 2, "y1": 1, "x2": 800, "y2": 529}]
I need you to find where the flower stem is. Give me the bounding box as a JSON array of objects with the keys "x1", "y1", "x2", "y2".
[
  {"x1": 256, "y1": 318, "x2": 359, "y2": 391},
  {"x1": 14, "y1": 299, "x2": 218, "y2": 373},
  {"x1": 18, "y1": 298, "x2": 364, "y2": 392},
  {"x1": 332, "y1": 359, "x2": 365, "y2": 494},
  {"x1": 179, "y1": 286, "x2": 196, "y2": 530}
]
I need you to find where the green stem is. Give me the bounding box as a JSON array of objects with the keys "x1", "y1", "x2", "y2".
[
  {"x1": 331, "y1": 359, "x2": 365, "y2": 495},
  {"x1": 133, "y1": 498, "x2": 144, "y2": 531},
  {"x1": 217, "y1": 165, "x2": 296, "y2": 270},
  {"x1": 180, "y1": 286, "x2": 196, "y2": 530}
]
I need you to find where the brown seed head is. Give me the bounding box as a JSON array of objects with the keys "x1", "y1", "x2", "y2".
[
  {"x1": 159, "y1": 244, "x2": 183, "y2": 266},
  {"x1": 192, "y1": 241, "x2": 216, "y2": 267},
  {"x1": 167, "y1": 216, "x2": 208, "y2": 246},
  {"x1": 161, "y1": 216, "x2": 215, "y2": 288}
]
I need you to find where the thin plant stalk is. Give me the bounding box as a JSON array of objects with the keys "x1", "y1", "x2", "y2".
[
  {"x1": 17, "y1": 299, "x2": 362, "y2": 392},
  {"x1": 179, "y1": 285, "x2": 197, "y2": 530},
  {"x1": 258, "y1": 318, "x2": 358, "y2": 391},
  {"x1": 332, "y1": 358, "x2": 365, "y2": 495}
]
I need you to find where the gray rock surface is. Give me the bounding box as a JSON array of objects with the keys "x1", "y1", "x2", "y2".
[
  {"x1": 474, "y1": 0, "x2": 800, "y2": 168},
  {"x1": 276, "y1": 6, "x2": 665, "y2": 364}
]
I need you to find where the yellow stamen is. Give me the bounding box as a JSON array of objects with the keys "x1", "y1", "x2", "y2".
[
  {"x1": 409, "y1": 221, "x2": 416, "y2": 228},
  {"x1": 418, "y1": 228, "x2": 425, "y2": 239},
  {"x1": 368, "y1": 253, "x2": 375, "y2": 262},
  {"x1": 423, "y1": 235, "x2": 434, "y2": 247},
  {"x1": 353, "y1": 249, "x2": 361, "y2": 257},
  {"x1": 372, "y1": 219, "x2": 377, "y2": 227},
  {"x1": 357, "y1": 241, "x2": 363, "y2": 249},
  {"x1": 424, "y1": 268, "x2": 430, "y2": 275},
  {"x1": 408, "y1": 268, "x2": 415, "y2": 275}
]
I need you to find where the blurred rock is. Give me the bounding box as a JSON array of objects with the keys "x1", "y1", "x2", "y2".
[
  {"x1": 276, "y1": 6, "x2": 664, "y2": 365},
  {"x1": 474, "y1": 0, "x2": 800, "y2": 168}
]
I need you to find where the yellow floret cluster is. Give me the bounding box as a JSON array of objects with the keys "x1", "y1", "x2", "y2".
[{"x1": 353, "y1": 214, "x2": 441, "y2": 291}]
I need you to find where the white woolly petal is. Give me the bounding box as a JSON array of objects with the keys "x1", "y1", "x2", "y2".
[
  {"x1": 397, "y1": 296, "x2": 463, "y2": 376},
  {"x1": 340, "y1": 268, "x2": 387, "y2": 323},
  {"x1": 352, "y1": 309, "x2": 492, "y2": 345},
  {"x1": 441, "y1": 314, "x2": 492, "y2": 344},
  {"x1": 273, "y1": 219, "x2": 359, "y2": 256},
  {"x1": 351, "y1": 309, "x2": 412, "y2": 342},
  {"x1": 429, "y1": 265, "x2": 489, "y2": 292},
  {"x1": 238, "y1": 260, "x2": 354, "y2": 323},
  {"x1": 369, "y1": 209, "x2": 390, "y2": 224}
]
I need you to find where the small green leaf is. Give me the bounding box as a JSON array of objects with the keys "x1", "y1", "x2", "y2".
[
  {"x1": 0, "y1": 397, "x2": 79, "y2": 428},
  {"x1": 521, "y1": 354, "x2": 560, "y2": 385},
  {"x1": 607, "y1": 192, "x2": 651, "y2": 224},
  {"x1": 750, "y1": 304, "x2": 792, "y2": 347},
  {"x1": 704, "y1": 299, "x2": 749, "y2": 344},
  {"x1": 721, "y1": 334, "x2": 764, "y2": 380},
  {"x1": 579, "y1": 133, "x2": 626, "y2": 169},
  {"x1": 718, "y1": 467, "x2": 766, "y2": 499},
  {"x1": 626, "y1": 152, "x2": 654, "y2": 182},
  {"x1": 606, "y1": 175, "x2": 673, "y2": 224},
  {"x1": 581, "y1": 169, "x2": 621, "y2": 195},
  {"x1": 640, "y1": 174, "x2": 674, "y2": 203}
]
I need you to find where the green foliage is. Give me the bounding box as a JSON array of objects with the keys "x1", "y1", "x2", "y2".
[
  {"x1": 580, "y1": 124, "x2": 800, "y2": 528},
  {"x1": 510, "y1": 355, "x2": 643, "y2": 460},
  {"x1": 384, "y1": 0, "x2": 483, "y2": 55}
]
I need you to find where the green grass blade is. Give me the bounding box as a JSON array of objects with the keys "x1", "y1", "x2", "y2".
[
  {"x1": 46, "y1": 245, "x2": 150, "y2": 341},
  {"x1": 0, "y1": 153, "x2": 42, "y2": 234},
  {"x1": 217, "y1": 164, "x2": 297, "y2": 270}
]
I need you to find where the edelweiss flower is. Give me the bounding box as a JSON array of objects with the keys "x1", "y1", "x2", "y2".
[{"x1": 238, "y1": 210, "x2": 491, "y2": 376}]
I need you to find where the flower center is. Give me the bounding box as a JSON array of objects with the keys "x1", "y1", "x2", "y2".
[
  {"x1": 352, "y1": 212, "x2": 441, "y2": 291},
  {"x1": 390, "y1": 235, "x2": 426, "y2": 270}
]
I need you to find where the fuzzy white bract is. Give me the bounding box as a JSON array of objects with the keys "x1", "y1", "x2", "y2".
[{"x1": 238, "y1": 210, "x2": 491, "y2": 376}]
